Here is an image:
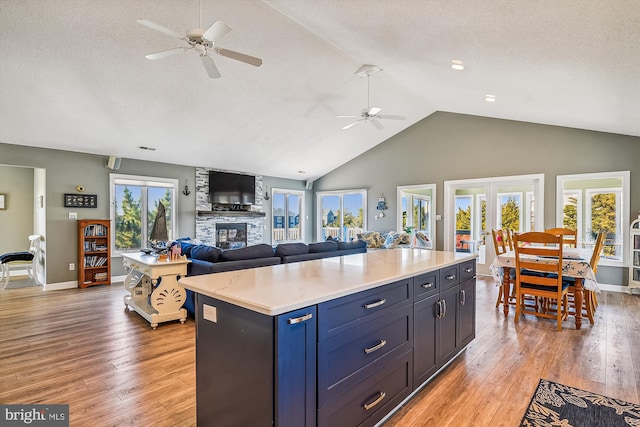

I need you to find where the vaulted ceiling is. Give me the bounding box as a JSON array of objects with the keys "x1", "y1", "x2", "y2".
[{"x1": 1, "y1": 1, "x2": 638, "y2": 180}]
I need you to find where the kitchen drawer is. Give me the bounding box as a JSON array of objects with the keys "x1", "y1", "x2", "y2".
[
  {"x1": 318, "y1": 278, "x2": 412, "y2": 341},
  {"x1": 439, "y1": 264, "x2": 459, "y2": 290},
  {"x1": 459, "y1": 259, "x2": 475, "y2": 283},
  {"x1": 318, "y1": 305, "x2": 412, "y2": 405},
  {"x1": 318, "y1": 350, "x2": 412, "y2": 427},
  {"x1": 413, "y1": 270, "x2": 439, "y2": 301}
]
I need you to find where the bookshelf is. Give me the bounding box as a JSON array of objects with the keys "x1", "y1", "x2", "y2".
[
  {"x1": 77, "y1": 219, "x2": 111, "y2": 288},
  {"x1": 630, "y1": 218, "x2": 640, "y2": 294}
]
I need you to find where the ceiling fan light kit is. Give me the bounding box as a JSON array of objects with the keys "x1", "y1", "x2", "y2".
[{"x1": 338, "y1": 65, "x2": 405, "y2": 130}]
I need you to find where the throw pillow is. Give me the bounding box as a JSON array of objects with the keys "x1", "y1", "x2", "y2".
[
  {"x1": 221, "y1": 244, "x2": 275, "y2": 261},
  {"x1": 383, "y1": 231, "x2": 410, "y2": 249},
  {"x1": 357, "y1": 231, "x2": 384, "y2": 248},
  {"x1": 190, "y1": 245, "x2": 223, "y2": 263},
  {"x1": 308, "y1": 241, "x2": 338, "y2": 253},
  {"x1": 275, "y1": 243, "x2": 310, "y2": 257},
  {"x1": 414, "y1": 231, "x2": 430, "y2": 248}
]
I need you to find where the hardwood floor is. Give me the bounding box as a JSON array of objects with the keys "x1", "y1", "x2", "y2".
[{"x1": 1, "y1": 277, "x2": 638, "y2": 426}]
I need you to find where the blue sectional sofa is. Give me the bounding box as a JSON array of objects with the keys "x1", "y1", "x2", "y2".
[{"x1": 178, "y1": 239, "x2": 367, "y2": 315}]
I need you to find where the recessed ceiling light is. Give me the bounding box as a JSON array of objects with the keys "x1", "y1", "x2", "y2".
[
  {"x1": 137, "y1": 146, "x2": 156, "y2": 151},
  {"x1": 451, "y1": 59, "x2": 464, "y2": 70},
  {"x1": 484, "y1": 94, "x2": 496, "y2": 102},
  {"x1": 298, "y1": 170, "x2": 306, "y2": 174}
]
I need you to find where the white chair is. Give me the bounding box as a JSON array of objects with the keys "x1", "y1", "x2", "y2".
[{"x1": 0, "y1": 234, "x2": 42, "y2": 289}]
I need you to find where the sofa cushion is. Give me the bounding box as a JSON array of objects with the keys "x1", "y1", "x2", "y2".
[
  {"x1": 190, "y1": 245, "x2": 223, "y2": 263},
  {"x1": 180, "y1": 241, "x2": 197, "y2": 258},
  {"x1": 337, "y1": 240, "x2": 367, "y2": 251},
  {"x1": 308, "y1": 241, "x2": 338, "y2": 253},
  {"x1": 221, "y1": 244, "x2": 275, "y2": 261},
  {"x1": 275, "y1": 243, "x2": 309, "y2": 257}
]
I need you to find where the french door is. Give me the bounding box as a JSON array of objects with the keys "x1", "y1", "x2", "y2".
[{"x1": 444, "y1": 174, "x2": 544, "y2": 275}]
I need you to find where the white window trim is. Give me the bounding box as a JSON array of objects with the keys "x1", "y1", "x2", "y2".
[
  {"x1": 109, "y1": 173, "x2": 179, "y2": 257},
  {"x1": 556, "y1": 171, "x2": 630, "y2": 267},
  {"x1": 271, "y1": 188, "x2": 305, "y2": 244},
  {"x1": 316, "y1": 189, "x2": 367, "y2": 241}
]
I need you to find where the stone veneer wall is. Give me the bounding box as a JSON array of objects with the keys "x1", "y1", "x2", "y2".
[{"x1": 194, "y1": 167, "x2": 265, "y2": 247}]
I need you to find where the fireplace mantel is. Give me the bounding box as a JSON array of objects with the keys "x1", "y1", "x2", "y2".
[{"x1": 197, "y1": 211, "x2": 266, "y2": 217}]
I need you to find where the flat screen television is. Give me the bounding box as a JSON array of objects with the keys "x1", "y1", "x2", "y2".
[{"x1": 208, "y1": 171, "x2": 256, "y2": 206}]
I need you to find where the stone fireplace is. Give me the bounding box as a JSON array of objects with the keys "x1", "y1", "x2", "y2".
[{"x1": 194, "y1": 167, "x2": 266, "y2": 247}]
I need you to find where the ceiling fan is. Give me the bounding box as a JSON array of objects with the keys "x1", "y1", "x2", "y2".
[
  {"x1": 137, "y1": 7, "x2": 262, "y2": 79},
  {"x1": 337, "y1": 65, "x2": 405, "y2": 130}
]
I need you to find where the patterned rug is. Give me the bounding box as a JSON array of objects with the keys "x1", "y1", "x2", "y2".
[{"x1": 520, "y1": 379, "x2": 640, "y2": 426}]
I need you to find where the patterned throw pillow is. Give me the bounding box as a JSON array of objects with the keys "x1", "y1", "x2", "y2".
[
  {"x1": 383, "y1": 231, "x2": 411, "y2": 249},
  {"x1": 357, "y1": 231, "x2": 384, "y2": 248},
  {"x1": 414, "y1": 231, "x2": 431, "y2": 248}
]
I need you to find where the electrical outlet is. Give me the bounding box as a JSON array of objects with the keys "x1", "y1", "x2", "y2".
[
  {"x1": 203, "y1": 304, "x2": 217, "y2": 323},
  {"x1": 69, "y1": 263, "x2": 75, "y2": 271},
  {"x1": 69, "y1": 212, "x2": 78, "y2": 220}
]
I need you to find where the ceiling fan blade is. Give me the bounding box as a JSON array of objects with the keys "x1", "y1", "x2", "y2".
[
  {"x1": 370, "y1": 119, "x2": 384, "y2": 130},
  {"x1": 137, "y1": 20, "x2": 185, "y2": 40},
  {"x1": 145, "y1": 47, "x2": 188, "y2": 60},
  {"x1": 215, "y1": 48, "x2": 263, "y2": 67},
  {"x1": 367, "y1": 106, "x2": 382, "y2": 116},
  {"x1": 336, "y1": 115, "x2": 361, "y2": 118},
  {"x1": 203, "y1": 21, "x2": 232, "y2": 43},
  {"x1": 342, "y1": 119, "x2": 364, "y2": 130},
  {"x1": 376, "y1": 114, "x2": 406, "y2": 120},
  {"x1": 201, "y1": 54, "x2": 221, "y2": 78}
]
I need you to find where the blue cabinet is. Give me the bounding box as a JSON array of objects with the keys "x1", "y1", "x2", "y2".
[{"x1": 196, "y1": 295, "x2": 316, "y2": 427}]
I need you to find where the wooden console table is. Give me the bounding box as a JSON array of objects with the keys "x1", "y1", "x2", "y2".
[{"x1": 122, "y1": 252, "x2": 191, "y2": 329}]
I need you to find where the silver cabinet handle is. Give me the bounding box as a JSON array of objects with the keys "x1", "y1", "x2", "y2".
[
  {"x1": 363, "y1": 391, "x2": 386, "y2": 411},
  {"x1": 445, "y1": 274, "x2": 456, "y2": 280},
  {"x1": 442, "y1": 299, "x2": 447, "y2": 317},
  {"x1": 364, "y1": 298, "x2": 386, "y2": 309},
  {"x1": 436, "y1": 300, "x2": 443, "y2": 319},
  {"x1": 364, "y1": 339, "x2": 387, "y2": 354},
  {"x1": 421, "y1": 282, "x2": 434, "y2": 289},
  {"x1": 288, "y1": 313, "x2": 313, "y2": 324},
  {"x1": 460, "y1": 289, "x2": 466, "y2": 305},
  {"x1": 464, "y1": 267, "x2": 473, "y2": 273}
]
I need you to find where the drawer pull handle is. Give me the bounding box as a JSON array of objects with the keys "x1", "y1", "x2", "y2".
[
  {"x1": 288, "y1": 313, "x2": 313, "y2": 324},
  {"x1": 363, "y1": 391, "x2": 386, "y2": 411},
  {"x1": 460, "y1": 289, "x2": 466, "y2": 305},
  {"x1": 364, "y1": 339, "x2": 387, "y2": 354},
  {"x1": 364, "y1": 298, "x2": 386, "y2": 309},
  {"x1": 464, "y1": 267, "x2": 473, "y2": 273},
  {"x1": 421, "y1": 282, "x2": 434, "y2": 289},
  {"x1": 445, "y1": 274, "x2": 456, "y2": 280}
]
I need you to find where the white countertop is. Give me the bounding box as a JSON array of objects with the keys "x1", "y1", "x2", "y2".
[{"x1": 178, "y1": 249, "x2": 476, "y2": 316}]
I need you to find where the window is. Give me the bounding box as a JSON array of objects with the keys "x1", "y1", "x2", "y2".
[
  {"x1": 397, "y1": 184, "x2": 436, "y2": 248},
  {"x1": 272, "y1": 189, "x2": 304, "y2": 243},
  {"x1": 110, "y1": 174, "x2": 178, "y2": 255},
  {"x1": 557, "y1": 171, "x2": 630, "y2": 266},
  {"x1": 317, "y1": 190, "x2": 366, "y2": 241}
]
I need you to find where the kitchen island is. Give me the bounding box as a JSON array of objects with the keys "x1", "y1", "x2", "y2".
[{"x1": 179, "y1": 249, "x2": 477, "y2": 427}]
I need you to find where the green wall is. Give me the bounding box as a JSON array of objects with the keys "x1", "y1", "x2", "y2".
[
  {"x1": 314, "y1": 112, "x2": 640, "y2": 287},
  {"x1": 0, "y1": 142, "x2": 308, "y2": 285}
]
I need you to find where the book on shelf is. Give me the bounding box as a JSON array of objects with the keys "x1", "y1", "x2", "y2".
[{"x1": 84, "y1": 224, "x2": 107, "y2": 237}]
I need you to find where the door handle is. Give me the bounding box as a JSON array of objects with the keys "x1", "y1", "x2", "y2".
[
  {"x1": 364, "y1": 339, "x2": 387, "y2": 354},
  {"x1": 364, "y1": 298, "x2": 386, "y2": 309},
  {"x1": 460, "y1": 289, "x2": 466, "y2": 305},
  {"x1": 363, "y1": 391, "x2": 386, "y2": 411},
  {"x1": 288, "y1": 313, "x2": 313, "y2": 324}
]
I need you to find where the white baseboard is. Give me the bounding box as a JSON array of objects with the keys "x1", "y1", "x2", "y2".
[{"x1": 44, "y1": 275, "x2": 126, "y2": 291}]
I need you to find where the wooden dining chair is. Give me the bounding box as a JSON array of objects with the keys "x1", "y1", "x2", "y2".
[
  {"x1": 492, "y1": 229, "x2": 515, "y2": 307},
  {"x1": 514, "y1": 232, "x2": 569, "y2": 331},
  {"x1": 544, "y1": 227, "x2": 578, "y2": 248},
  {"x1": 566, "y1": 231, "x2": 606, "y2": 323}
]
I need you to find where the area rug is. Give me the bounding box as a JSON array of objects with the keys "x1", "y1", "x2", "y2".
[{"x1": 520, "y1": 379, "x2": 640, "y2": 426}]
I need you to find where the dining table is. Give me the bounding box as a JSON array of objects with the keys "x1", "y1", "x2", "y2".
[{"x1": 490, "y1": 248, "x2": 599, "y2": 329}]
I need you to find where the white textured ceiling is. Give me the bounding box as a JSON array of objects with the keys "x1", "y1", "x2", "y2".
[{"x1": 1, "y1": 0, "x2": 639, "y2": 180}]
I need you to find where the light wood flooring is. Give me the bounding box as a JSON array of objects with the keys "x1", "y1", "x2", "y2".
[{"x1": 1, "y1": 277, "x2": 638, "y2": 426}]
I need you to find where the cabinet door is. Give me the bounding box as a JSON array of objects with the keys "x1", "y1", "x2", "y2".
[
  {"x1": 458, "y1": 279, "x2": 476, "y2": 348},
  {"x1": 437, "y1": 285, "x2": 460, "y2": 365},
  {"x1": 276, "y1": 306, "x2": 317, "y2": 427},
  {"x1": 413, "y1": 292, "x2": 439, "y2": 386}
]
